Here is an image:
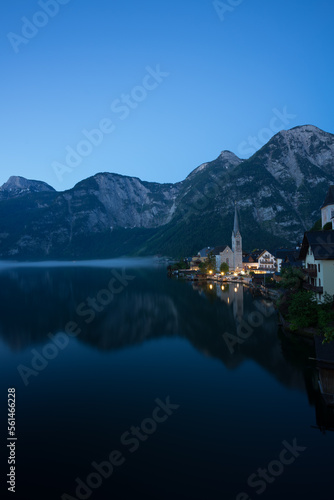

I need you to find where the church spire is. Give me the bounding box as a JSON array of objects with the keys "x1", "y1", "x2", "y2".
[
  {"x1": 231, "y1": 201, "x2": 242, "y2": 271},
  {"x1": 233, "y1": 201, "x2": 240, "y2": 235}
]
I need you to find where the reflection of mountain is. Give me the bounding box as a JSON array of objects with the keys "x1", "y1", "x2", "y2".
[{"x1": 0, "y1": 265, "x2": 314, "y2": 393}]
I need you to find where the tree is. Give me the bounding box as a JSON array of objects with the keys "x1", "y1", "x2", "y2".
[
  {"x1": 317, "y1": 293, "x2": 334, "y2": 343},
  {"x1": 280, "y1": 266, "x2": 306, "y2": 291},
  {"x1": 323, "y1": 222, "x2": 332, "y2": 231},
  {"x1": 220, "y1": 262, "x2": 229, "y2": 274},
  {"x1": 288, "y1": 290, "x2": 318, "y2": 331},
  {"x1": 170, "y1": 258, "x2": 190, "y2": 271},
  {"x1": 200, "y1": 251, "x2": 216, "y2": 273},
  {"x1": 310, "y1": 218, "x2": 322, "y2": 231}
]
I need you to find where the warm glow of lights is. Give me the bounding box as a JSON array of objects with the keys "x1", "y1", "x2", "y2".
[
  {"x1": 228, "y1": 297, "x2": 230, "y2": 304},
  {"x1": 234, "y1": 287, "x2": 237, "y2": 293},
  {"x1": 221, "y1": 272, "x2": 224, "y2": 276},
  {"x1": 221, "y1": 286, "x2": 225, "y2": 291},
  {"x1": 209, "y1": 270, "x2": 213, "y2": 274},
  {"x1": 209, "y1": 284, "x2": 213, "y2": 290},
  {"x1": 234, "y1": 273, "x2": 237, "y2": 276}
]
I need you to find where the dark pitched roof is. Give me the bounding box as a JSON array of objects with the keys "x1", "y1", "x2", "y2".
[
  {"x1": 243, "y1": 255, "x2": 252, "y2": 263},
  {"x1": 275, "y1": 249, "x2": 302, "y2": 264},
  {"x1": 211, "y1": 245, "x2": 228, "y2": 256},
  {"x1": 321, "y1": 186, "x2": 334, "y2": 209},
  {"x1": 275, "y1": 249, "x2": 296, "y2": 259},
  {"x1": 299, "y1": 231, "x2": 334, "y2": 260},
  {"x1": 243, "y1": 252, "x2": 260, "y2": 262},
  {"x1": 198, "y1": 247, "x2": 213, "y2": 258}
]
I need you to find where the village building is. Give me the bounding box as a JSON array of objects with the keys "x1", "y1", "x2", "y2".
[
  {"x1": 321, "y1": 185, "x2": 334, "y2": 229},
  {"x1": 191, "y1": 203, "x2": 243, "y2": 272},
  {"x1": 274, "y1": 249, "x2": 302, "y2": 273},
  {"x1": 298, "y1": 231, "x2": 334, "y2": 302},
  {"x1": 298, "y1": 186, "x2": 334, "y2": 302},
  {"x1": 243, "y1": 250, "x2": 276, "y2": 274},
  {"x1": 211, "y1": 245, "x2": 233, "y2": 272},
  {"x1": 257, "y1": 250, "x2": 276, "y2": 272},
  {"x1": 242, "y1": 253, "x2": 260, "y2": 273},
  {"x1": 191, "y1": 247, "x2": 213, "y2": 269}
]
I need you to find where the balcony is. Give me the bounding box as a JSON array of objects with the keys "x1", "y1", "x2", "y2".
[
  {"x1": 305, "y1": 266, "x2": 317, "y2": 278},
  {"x1": 303, "y1": 282, "x2": 323, "y2": 294}
]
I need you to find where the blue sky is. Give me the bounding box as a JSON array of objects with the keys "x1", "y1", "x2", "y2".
[{"x1": 1, "y1": 0, "x2": 334, "y2": 191}]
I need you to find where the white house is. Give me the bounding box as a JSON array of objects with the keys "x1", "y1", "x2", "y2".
[
  {"x1": 299, "y1": 231, "x2": 334, "y2": 302},
  {"x1": 243, "y1": 250, "x2": 276, "y2": 273},
  {"x1": 257, "y1": 250, "x2": 276, "y2": 272},
  {"x1": 321, "y1": 186, "x2": 334, "y2": 229}
]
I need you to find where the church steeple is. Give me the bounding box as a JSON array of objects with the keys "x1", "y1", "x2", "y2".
[
  {"x1": 231, "y1": 201, "x2": 242, "y2": 271},
  {"x1": 233, "y1": 201, "x2": 240, "y2": 235}
]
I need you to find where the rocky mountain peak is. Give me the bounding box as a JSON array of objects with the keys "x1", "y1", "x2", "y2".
[
  {"x1": 218, "y1": 150, "x2": 241, "y2": 162},
  {"x1": 1, "y1": 125, "x2": 334, "y2": 259},
  {"x1": 0, "y1": 176, "x2": 55, "y2": 199}
]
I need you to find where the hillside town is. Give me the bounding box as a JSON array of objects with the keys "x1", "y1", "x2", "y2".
[{"x1": 175, "y1": 186, "x2": 334, "y2": 304}]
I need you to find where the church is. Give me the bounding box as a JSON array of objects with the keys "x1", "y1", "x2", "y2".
[
  {"x1": 231, "y1": 202, "x2": 242, "y2": 271},
  {"x1": 210, "y1": 202, "x2": 243, "y2": 272}
]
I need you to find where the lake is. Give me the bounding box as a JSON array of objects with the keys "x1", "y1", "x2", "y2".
[{"x1": 0, "y1": 259, "x2": 333, "y2": 500}]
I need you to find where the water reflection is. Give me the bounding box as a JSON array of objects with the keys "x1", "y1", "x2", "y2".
[{"x1": 1, "y1": 264, "x2": 333, "y2": 431}]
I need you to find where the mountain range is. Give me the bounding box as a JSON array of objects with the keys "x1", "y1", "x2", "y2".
[{"x1": 1, "y1": 124, "x2": 333, "y2": 260}]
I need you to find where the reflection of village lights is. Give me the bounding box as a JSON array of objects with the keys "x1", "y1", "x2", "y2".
[
  {"x1": 221, "y1": 286, "x2": 225, "y2": 291},
  {"x1": 228, "y1": 297, "x2": 230, "y2": 304},
  {"x1": 237, "y1": 284, "x2": 239, "y2": 288},
  {"x1": 209, "y1": 284, "x2": 213, "y2": 290},
  {"x1": 234, "y1": 287, "x2": 237, "y2": 293}
]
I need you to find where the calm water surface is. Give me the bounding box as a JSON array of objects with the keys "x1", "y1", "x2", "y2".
[{"x1": 0, "y1": 259, "x2": 333, "y2": 500}]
